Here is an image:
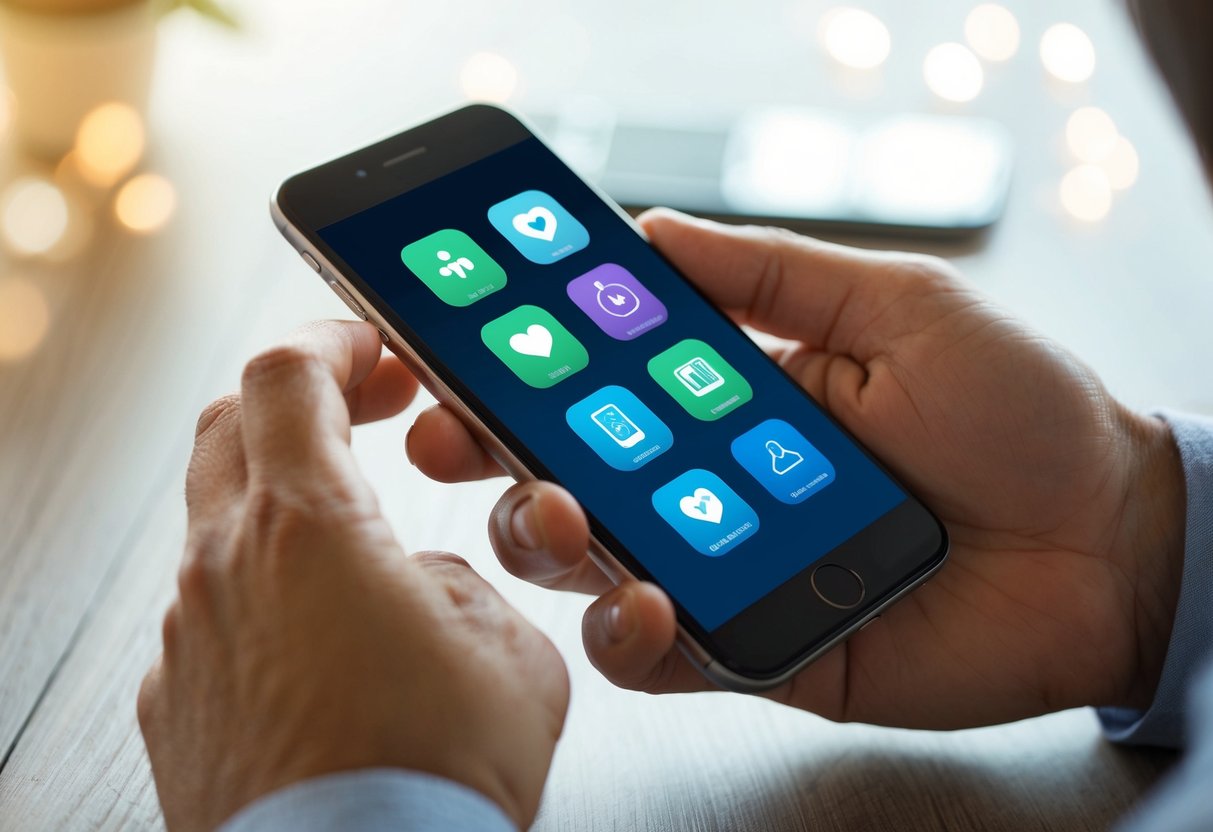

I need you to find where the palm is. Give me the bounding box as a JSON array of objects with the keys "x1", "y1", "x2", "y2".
[{"x1": 777, "y1": 278, "x2": 1140, "y2": 728}]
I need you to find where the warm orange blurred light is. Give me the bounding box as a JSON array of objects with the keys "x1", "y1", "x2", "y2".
[
  {"x1": 1060, "y1": 164, "x2": 1112, "y2": 222},
  {"x1": 923, "y1": 43, "x2": 984, "y2": 102},
  {"x1": 114, "y1": 173, "x2": 176, "y2": 233},
  {"x1": 0, "y1": 276, "x2": 51, "y2": 362},
  {"x1": 819, "y1": 7, "x2": 891, "y2": 70},
  {"x1": 1066, "y1": 106, "x2": 1118, "y2": 163},
  {"x1": 459, "y1": 52, "x2": 518, "y2": 103},
  {"x1": 0, "y1": 88, "x2": 12, "y2": 137},
  {"x1": 75, "y1": 102, "x2": 145, "y2": 188},
  {"x1": 965, "y1": 4, "x2": 1020, "y2": 62},
  {"x1": 1040, "y1": 23, "x2": 1095, "y2": 83},
  {"x1": 1, "y1": 177, "x2": 69, "y2": 256},
  {"x1": 1102, "y1": 136, "x2": 1139, "y2": 190}
]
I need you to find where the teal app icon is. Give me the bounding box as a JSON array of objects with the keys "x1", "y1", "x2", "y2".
[
  {"x1": 652, "y1": 469, "x2": 760, "y2": 557},
  {"x1": 566, "y1": 385, "x2": 673, "y2": 471},
  {"x1": 487, "y1": 190, "x2": 589, "y2": 264}
]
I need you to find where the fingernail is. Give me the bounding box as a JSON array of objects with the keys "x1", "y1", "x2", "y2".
[
  {"x1": 509, "y1": 496, "x2": 540, "y2": 550},
  {"x1": 607, "y1": 595, "x2": 633, "y2": 644}
]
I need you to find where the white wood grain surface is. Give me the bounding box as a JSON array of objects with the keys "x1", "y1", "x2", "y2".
[{"x1": 2, "y1": 1, "x2": 1210, "y2": 829}]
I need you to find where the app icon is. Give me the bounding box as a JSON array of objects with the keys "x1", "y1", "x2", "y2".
[
  {"x1": 487, "y1": 190, "x2": 590, "y2": 264},
  {"x1": 731, "y1": 419, "x2": 836, "y2": 504},
  {"x1": 652, "y1": 469, "x2": 760, "y2": 557},
  {"x1": 400, "y1": 228, "x2": 506, "y2": 307},
  {"x1": 481, "y1": 305, "x2": 588, "y2": 388},
  {"x1": 647, "y1": 339, "x2": 752, "y2": 421},
  {"x1": 566, "y1": 263, "x2": 668, "y2": 340},
  {"x1": 566, "y1": 385, "x2": 673, "y2": 471}
]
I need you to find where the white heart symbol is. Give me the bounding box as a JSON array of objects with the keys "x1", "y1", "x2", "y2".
[
  {"x1": 508, "y1": 324, "x2": 553, "y2": 358},
  {"x1": 679, "y1": 488, "x2": 723, "y2": 524},
  {"x1": 512, "y1": 206, "x2": 558, "y2": 242}
]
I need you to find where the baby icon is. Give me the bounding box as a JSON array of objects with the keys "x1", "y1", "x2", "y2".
[
  {"x1": 766, "y1": 439, "x2": 804, "y2": 475},
  {"x1": 437, "y1": 249, "x2": 475, "y2": 279}
]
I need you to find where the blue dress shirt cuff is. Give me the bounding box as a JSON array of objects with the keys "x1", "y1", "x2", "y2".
[
  {"x1": 218, "y1": 769, "x2": 515, "y2": 832},
  {"x1": 1098, "y1": 410, "x2": 1213, "y2": 748}
]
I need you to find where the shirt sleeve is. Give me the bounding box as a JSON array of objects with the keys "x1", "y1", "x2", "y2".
[
  {"x1": 218, "y1": 769, "x2": 516, "y2": 832},
  {"x1": 1117, "y1": 665, "x2": 1213, "y2": 832},
  {"x1": 1098, "y1": 411, "x2": 1213, "y2": 748}
]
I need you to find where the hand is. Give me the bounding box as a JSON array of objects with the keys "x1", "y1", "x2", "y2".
[
  {"x1": 138, "y1": 321, "x2": 569, "y2": 832},
  {"x1": 407, "y1": 209, "x2": 1186, "y2": 729}
]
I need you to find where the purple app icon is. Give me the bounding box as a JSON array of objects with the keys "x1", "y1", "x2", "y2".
[{"x1": 566, "y1": 263, "x2": 668, "y2": 341}]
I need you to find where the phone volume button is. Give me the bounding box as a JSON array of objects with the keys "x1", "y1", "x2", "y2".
[
  {"x1": 328, "y1": 280, "x2": 368, "y2": 321},
  {"x1": 300, "y1": 251, "x2": 322, "y2": 273}
]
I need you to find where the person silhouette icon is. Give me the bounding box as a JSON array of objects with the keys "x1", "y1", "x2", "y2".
[
  {"x1": 766, "y1": 439, "x2": 804, "y2": 475},
  {"x1": 437, "y1": 249, "x2": 475, "y2": 279}
]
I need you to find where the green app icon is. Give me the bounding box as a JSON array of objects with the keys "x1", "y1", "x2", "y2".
[
  {"x1": 647, "y1": 339, "x2": 752, "y2": 420},
  {"x1": 401, "y1": 228, "x2": 506, "y2": 307},
  {"x1": 481, "y1": 305, "x2": 589, "y2": 389}
]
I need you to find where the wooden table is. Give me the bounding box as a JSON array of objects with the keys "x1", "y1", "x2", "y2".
[{"x1": 2, "y1": 1, "x2": 1210, "y2": 828}]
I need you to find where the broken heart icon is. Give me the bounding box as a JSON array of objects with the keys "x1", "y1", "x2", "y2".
[{"x1": 679, "y1": 487, "x2": 723, "y2": 524}]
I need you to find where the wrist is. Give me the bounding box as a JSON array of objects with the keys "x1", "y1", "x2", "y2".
[{"x1": 1108, "y1": 409, "x2": 1186, "y2": 709}]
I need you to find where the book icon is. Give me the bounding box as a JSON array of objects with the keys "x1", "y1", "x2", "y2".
[{"x1": 674, "y1": 357, "x2": 725, "y2": 397}]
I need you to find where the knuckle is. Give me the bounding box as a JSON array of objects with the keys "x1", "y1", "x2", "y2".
[
  {"x1": 239, "y1": 482, "x2": 332, "y2": 570},
  {"x1": 241, "y1": 344, "x2": 321, "y2": 391},
  {"x1": 894, "y1": 253, "x2": 961, "y2": 290},
  {"x1": 194, "y1": 394, "x2": 240, "y2": 440},
  {"x1": 136, "y1": 665, "x2": 161, "y2": 731},
  {"x1": 160, "y1": 601, "x2": 181, "y2": 652},
  {"x1": 411, "y1": 549, "x2": 472, "y2": 570},
  {"x1": 177, "y1": 547, "x2": 217, "y2": 610}
]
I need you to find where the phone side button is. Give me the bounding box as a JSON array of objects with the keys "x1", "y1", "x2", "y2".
[
  {"x1": 328, "y1": 280, "x2": 368, "y2": 320},
  {"x1": 810, "y1": 564, "x2": 865, "y2": 610},
  {"x1": 300, "y1": 251, "x2": 322, "y2": 273}
]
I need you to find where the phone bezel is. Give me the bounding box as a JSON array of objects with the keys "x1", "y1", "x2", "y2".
[{"x1": 272, "y1": 104, "x2": 949, "y2": 691}]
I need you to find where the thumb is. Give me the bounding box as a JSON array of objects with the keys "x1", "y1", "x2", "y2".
[{"x1": 639, "y1": 208, "x2": 948, "y2": 361}]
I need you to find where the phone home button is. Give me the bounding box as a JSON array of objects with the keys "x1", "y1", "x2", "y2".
[{"x1": 811, "y1": 564, "x2": 865, "y2": 610}]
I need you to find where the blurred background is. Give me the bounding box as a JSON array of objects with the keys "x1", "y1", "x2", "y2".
[{"x1": 1, "y1": 1, "x2": 1211, "y2": 829}]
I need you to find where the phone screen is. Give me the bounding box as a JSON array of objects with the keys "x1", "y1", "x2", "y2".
[{"x1": 315, "y1": 134, "x2": 909, "y2": 635}]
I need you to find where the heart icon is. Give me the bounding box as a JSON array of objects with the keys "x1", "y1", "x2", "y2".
[
  {"x1": 508, "y1": 324, "x2": 553, "y2": 358},
  {"x1": 512, "y1": 207, "x2": 558, "y2": 242},
  {"x1": 679, "y1": 488, "x2": 723, "y2": 524}
]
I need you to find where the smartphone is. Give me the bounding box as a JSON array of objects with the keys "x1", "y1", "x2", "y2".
[
  {"x1": 537, "y1": 102, "x2": 1013, "y2": 238},
  {"x1": 272, "y1": 104, "x2": 948, "y2": 692}
]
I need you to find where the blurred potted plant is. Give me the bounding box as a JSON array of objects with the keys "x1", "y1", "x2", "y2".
[{"x1": 0, "y1": 0, "x2": 234, "y2": 159}]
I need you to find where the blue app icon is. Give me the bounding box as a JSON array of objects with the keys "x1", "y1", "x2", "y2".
[
  {"x1": 731, "y1": 419, "x2": 835, "y2": 505},
  {"x1": 566, "y1": 385, "x2": 673, "y2": 471},
  {"x1": 652, "y1": 469, "x2": 760, "y2": 557},
  {"x1": 487, "y1": 190, "x2": 590, "y2": 264}
]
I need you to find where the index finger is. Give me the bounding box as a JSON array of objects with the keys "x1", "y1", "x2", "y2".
[{"x1": 239, "y1": 320, "x2": 385, "y2": 483}]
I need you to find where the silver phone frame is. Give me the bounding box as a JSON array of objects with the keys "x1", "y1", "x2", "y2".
[{"x1": 270, "y1": 106, "x2": 947, "y2": 694}]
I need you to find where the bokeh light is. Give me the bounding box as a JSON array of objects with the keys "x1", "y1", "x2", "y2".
[
  {"x1": 75, "y1": 102, "x2": 145, "y2": 188},
  {"x1": 1066, "y1": 106, "x2": 1118, "y2": 162},
  {"x1": 1, "y1": 178, "x2": 69, "y2": 256},
  {"x1": 819, "y1": 7, "x2": 891, "y2": 70},
  {"x1": 1102, "y1": 136, "x2": 1139, "y2": 190},
  {"x1": 1060, "y1": 164, "x2": 1112, "y2": 222},
  {"x1": 114, "y1": 174, "x2": 176, "y2": 234},
  {"x1": 0, "y1": 89, "x2": 12, "y2": 137},
  {"x1": 1040, "y1": 23, "x2": 1095, "y2": 83},
  {"x1": 459, "y1": 52, "x2": 519, "y2": 103},
  {"x1": 923, "y1": 43, "x2": 984, "y2": 103},
  {"x1": 964, "y1": 4, "x2": 1020, "y2": 62},
  {"x1": 0, "y1": 276, "x2": 51, "y2": 362}
]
